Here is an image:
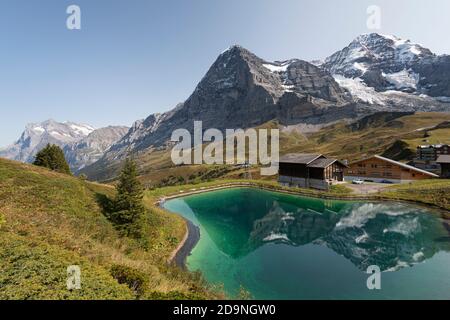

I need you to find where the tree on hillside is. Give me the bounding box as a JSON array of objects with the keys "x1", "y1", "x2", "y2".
[
  {"x1": 111, "y1": 158, "x2": 147, "y2": 239},
  {"x1": 33, "y1": 144, "x2": 71, "y2": 174}
]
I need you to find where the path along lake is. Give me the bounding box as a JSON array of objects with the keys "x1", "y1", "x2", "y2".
[{"x1": 163, "y1": 188, "x2": 450, "y2": 299}]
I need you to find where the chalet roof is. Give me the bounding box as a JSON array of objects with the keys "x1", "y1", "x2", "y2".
[
  {"x1": 350, "y1": 155, "x2": 439, "y2": 177},
  {"x1": 279, "y1": 153, "x2": 323, "y2": 165},
  {"x1": 279, "y1": 153, "x2": 348, "y2": 169},
  {"x1": 308, "y1": 158, "x2": 346, "y2": 168},
  {"x1": 437, "y1": 155, "x2": 450, "y2": 164}
]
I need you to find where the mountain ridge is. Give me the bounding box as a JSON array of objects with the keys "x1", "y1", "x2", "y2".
[
  {"x1": 0, "y1": 120, "x2": 129, "y2": 173},
  {"x1": 2, "y1": 33, "x2": 449, "y2": 180}
]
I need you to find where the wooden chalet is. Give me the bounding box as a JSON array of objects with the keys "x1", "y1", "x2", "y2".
[
  {"x1": 345, "y1": 155, "x2": 438, "y2": 183},
  {"x1": 278, "y1": 154, "x2": 347, "y2": 190}
]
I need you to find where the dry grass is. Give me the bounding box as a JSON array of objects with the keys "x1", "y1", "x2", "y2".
[{"x1": 0, "y1": 158, "x2": 218, "y2": 299}]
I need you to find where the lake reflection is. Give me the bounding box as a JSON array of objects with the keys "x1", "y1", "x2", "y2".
[{"x1": 164, "y1": 188, "x2": 450, "y2": 299}]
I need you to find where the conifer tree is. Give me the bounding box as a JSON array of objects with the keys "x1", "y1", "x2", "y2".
[
  {"x1": 112, "y1": 158, "x2": 146, "y2": 238},
  {"x1": 33, "y1": 144, "x2": 71, "y2": 174}
]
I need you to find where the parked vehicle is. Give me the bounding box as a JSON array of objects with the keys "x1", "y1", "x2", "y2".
[
  {"x1": 380, "y1": 179, "x2": 394, "y2": 184},
  {"x1": 352, "y1": 179, "x2": 365, "y2": 185}
]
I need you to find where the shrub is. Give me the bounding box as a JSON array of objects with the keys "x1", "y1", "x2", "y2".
[
  {"x1": 33, "y1": 144, "x2": 71, "y2": 174},
  {"x1": 110, "y1": 264, "x2": 148, "y2": 297}
]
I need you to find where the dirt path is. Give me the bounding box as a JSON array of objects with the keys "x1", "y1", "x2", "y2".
[{"x1": 346, "y1": 183, "x2": 392, "y2": 195}]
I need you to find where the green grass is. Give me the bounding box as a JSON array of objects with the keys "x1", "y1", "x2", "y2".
[
  {"x1": 0, "y1": 158, "x2": 219, "y2": 300},
  {"x1": 149, "y1": 177, "x2": 450, "y2": 213},
  {"x1": 2, "y1": 155, "x2": 447, "y2": 300},
  {"x1": 381, "y1": 179, "x2": 450, "y2": 212},
  {"x1": 146, "y1": 179, "x2": 355, "y2": 203}
]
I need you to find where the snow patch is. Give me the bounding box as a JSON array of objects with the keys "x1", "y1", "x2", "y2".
[
  {"x1": 353, "y1": 62, "x2": 368, "y2": 74},
  {"x1": 413, "y1": 251, "x2": 425, "y2": 262},
  {"x1": 336, "y1": 203, "x2": 412, "y2": 229},
  {"x1": 69, "y1": 124, "x2": 94, "y2": 136},
  {"x1": 385, "y1": 260, "x2": 410, "y2": 272},
  {"x1": 263, "y1": 62, "x2": 291, "y2": 73},
  {"x1": 355, "y1": 232, "x2": 369, "y2": 244},
  {"x1": 333, "y1": 75, "x2": 385, "y2": 105},
  {"x1": 33, "y1": 126, "x2": 45, "y2": 134},
  {"x1": 382, "y1": 217, "x2": 420, "y2": 237},
  {"x1": 383, "y1": 69, "x2": 419, "y2": 89},
  {"x1": 263, "y1": 233, "x2": 290, "y2": 242}
]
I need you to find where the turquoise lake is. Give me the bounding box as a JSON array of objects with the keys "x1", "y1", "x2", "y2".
[{"x1": 163, "y1": 187, "x2": 450, "y2": 300}]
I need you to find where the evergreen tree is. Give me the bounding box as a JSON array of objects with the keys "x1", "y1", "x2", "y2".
[
  {"x1": 33, "y1": 144, "x2": 71, "y2": 174},
  {"x1": 112, "y1": 158, "x2": 147, "y2": 239}
]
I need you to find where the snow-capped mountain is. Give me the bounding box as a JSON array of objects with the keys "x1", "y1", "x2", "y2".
[
  {"x1": 322, "y1": 33, "x2": 450, "y2": 103},
  {"x1": 81, "y1": 45, "x2": 363, "y2": 179},
  {"x1": 81, "y1": 40, "x2": 450, "y2": 180},
  {"x1": 0, "y1": 120, "x2": 95, "y2": 163},
  {"x1": 0, "y1": 120, "x2": 129, "y2": 173},
  {"x1": 63, "y1": 126, "x2": 130, "y2": 173}
]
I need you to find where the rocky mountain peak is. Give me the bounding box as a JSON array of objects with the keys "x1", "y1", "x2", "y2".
[
  {"x1": 323, "y1": 33, "x2": 450, "y2": 100},
  {"x1": 324, "y1": 33, "x2": 434, "y2": 79},
  {"x1": 0, "y1": 120, "x2": 128, "y2": 173}
]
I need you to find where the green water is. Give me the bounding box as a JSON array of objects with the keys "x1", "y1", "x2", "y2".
[{"x1": 163, "y1": 188, "x2": 450, "y2": 300}]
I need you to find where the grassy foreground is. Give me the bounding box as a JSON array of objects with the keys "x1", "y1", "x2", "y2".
[
  {"x1": 0, "y1": 158, "x2": 219, "y2": 300},
  {"x1": 1, "y1": 157, "x2": 448, "y2": 299}
]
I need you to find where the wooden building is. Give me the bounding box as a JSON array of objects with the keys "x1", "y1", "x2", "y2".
[
  {"x1": 437, "y1": 155, "x2": 450, "y2": 178},
  {"x1": 278, "y1": 154, "x2": 347, "y2": 190},
  {"x1": 417, "y1": 144, "x2": 450, "y2": 161},
  {"x1": 345, "y1": 155, "x2": 438, "y2": 183}
]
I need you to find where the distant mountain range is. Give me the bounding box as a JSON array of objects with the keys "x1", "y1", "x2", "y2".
[
  {"x1": 0, "y1": 120, "x2": 128, "y2": 173},
  {"x1": 1, "y1": 33, "x2": 449, "y2": 179}
]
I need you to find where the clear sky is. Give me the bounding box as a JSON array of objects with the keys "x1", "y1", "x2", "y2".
[{"x1": 1, "y1": 0, "x2": 450, "y2": 146}]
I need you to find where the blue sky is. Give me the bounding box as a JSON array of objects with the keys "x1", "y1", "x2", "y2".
[{"x1": 1, "y1": 0, "x2": 450, "y2": 146}]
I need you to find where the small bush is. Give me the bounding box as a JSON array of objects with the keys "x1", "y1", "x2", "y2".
[{"x1": 110, "y1": 264, "x2": 148, "y2": 297}]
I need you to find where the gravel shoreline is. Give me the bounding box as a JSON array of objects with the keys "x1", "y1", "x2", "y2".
[{"x1": 170, "y1": 219, "x2": 200, "y2": 268}]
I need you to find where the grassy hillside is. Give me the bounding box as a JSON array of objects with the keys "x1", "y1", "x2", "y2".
[
  {"x1": 282, "y1": 112, "x2": 450, "y2": 162},
  {"x1": 0, "y1": 158, "x2": 218, "y2": 300},
  {"x1": 83, "y1": 112, "x2": 450, "y2": 186}
]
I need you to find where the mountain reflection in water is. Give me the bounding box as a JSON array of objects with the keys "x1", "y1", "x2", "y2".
[{"x1": 179, "y1": 188, "x2": 450, "y2": 272}]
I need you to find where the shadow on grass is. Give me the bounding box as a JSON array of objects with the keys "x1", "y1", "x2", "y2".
[{"x1": 95, "y1": 193, "x2": 115, "y2": 219}]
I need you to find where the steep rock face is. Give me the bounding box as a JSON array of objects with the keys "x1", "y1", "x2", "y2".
[
  {"x1": 86, "y1": 45, "x2": 359, "y2": 178},
  {"x1": 0, "y1": 120, "x2": 94, "y2": 163},
  {"x1": 414, "y1": 55, "x2": 450, "y2": 97},
  {"x1": 63, "y1": 126, "x2": 129, "y2": 172},
  {"x1": 82, "y1": 39, "x2": 450, "y2": 180}
]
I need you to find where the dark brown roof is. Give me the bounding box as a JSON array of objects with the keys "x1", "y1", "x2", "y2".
[
  {"x1": 279, "y1": 154, "x2": 323, "y2": 164},
  {"x1": 308, "y1": 158, "x2": 339, "y2": 168},
  {"x1": 279, "y1": 153, "x2": 348, "y2": 168},
  {"x1": 437, "y1": 155, "x2": 450, "y2": 163}
]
